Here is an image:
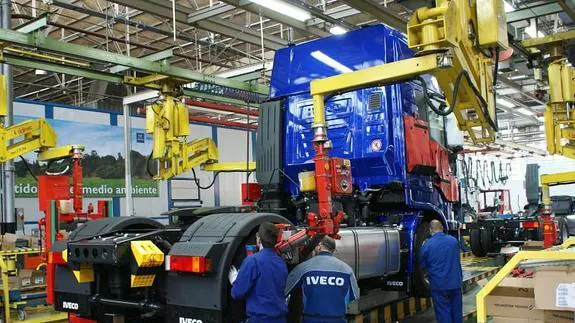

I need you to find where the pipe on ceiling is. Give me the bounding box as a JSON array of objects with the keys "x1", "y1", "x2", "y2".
[
  {"x1": 183, "y1": 98, "x2": 259, "y2": 117},
  {"x1": 11, "y1": 14, "x2": 232, "y2": 68},
  {"x1": 188, "y1": 114, "x2": 257, "y2": 130}
]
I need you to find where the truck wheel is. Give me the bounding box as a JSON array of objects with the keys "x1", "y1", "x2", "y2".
[
  {"x1": 470, "y1": 229, "x2": 486, "y2": 257},
  {"x1": 480, "y1": 228, "x2": 496, "y2": 254},
  {"x1": 412, "y1": 221, "x2": 431, "y2": 297}
]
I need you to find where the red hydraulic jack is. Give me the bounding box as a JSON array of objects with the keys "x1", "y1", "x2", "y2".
[
  {"x1": 275, "y1": 117, "x2": 352, "y2": 254},
  {"x1": 38, "y1": 146, "x2": 109, "y2": 306}
]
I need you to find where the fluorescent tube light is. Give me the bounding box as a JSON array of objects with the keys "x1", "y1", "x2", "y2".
[
  {"x1": 310, "y1": 50, "x2": 353, "y2": 73},
  {"x1": 525, "y1": 23, "x2": 544, "y2": 39},
  {"x1": 504, "y1": 1, "x2": 514, "y2": 12},
  {"x1": 497, "y1": 88, "x2": 519, "y2": 95},
  {"x1": 248, "y1": 0, "x2": 311, "y2": 22},
  {"x1": 508, "y1": 74, "x2": 528, "y2": 80},
  {"x1": 517, "y1": 108, "x2": 535, "y2": 116},
  {"x1": 497, "y1": 98, "x2": 515, "y2": 108},
  {"x1": 330, "y1": 26, "x2": 348, "y2": 35},
  {"x1": 216, "y1": 62, "x2": 273, "y2": 78}
]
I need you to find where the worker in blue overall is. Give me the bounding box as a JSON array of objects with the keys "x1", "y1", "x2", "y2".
[
  {"x1": 419, "y1": 220, "x2": 463, "y2": 323},
  {"x1": 284, "y1": 236, "x2": 359, "y2": 323},
  {"x1": 230, "y1": 222, "x2": 288, "y2": 323}
]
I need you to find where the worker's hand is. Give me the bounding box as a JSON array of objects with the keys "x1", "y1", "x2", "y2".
[{"x1": 229, "y1": 265, "x2": 239, "y2": 284}]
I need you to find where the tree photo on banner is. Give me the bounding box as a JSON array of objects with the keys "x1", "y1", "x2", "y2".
[{"x1": 14, "y1": 115, "x2": 159, "y2": 198}]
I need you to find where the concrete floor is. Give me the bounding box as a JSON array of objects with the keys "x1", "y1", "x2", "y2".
[
  {"x1": 402, "y1": 256, "x2": 503, "y2": 323},
  {"x1": 401, "y1": 285, "x2": 481, "y2": 323}
]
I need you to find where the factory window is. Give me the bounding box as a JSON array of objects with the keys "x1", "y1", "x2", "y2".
[{"x1": 413, "y1": 83, "x2": 446, "y2": 145}]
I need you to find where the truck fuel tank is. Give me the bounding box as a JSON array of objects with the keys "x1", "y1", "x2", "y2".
[{"x1": 334, "y1": 227, "x2": 401, "y2": 280}]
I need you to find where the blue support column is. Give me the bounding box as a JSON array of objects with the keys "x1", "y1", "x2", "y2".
[{"x1": 112, "y1": 197, "x2": 121, "y2": 217}]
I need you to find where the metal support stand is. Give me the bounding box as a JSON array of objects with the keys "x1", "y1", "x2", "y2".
[
  {"x1": 123, "y1": 104, "x2": 134, "y2": 216},
  {"x1": 1, "y1": 0, "x2": 15, "y2": 233}
]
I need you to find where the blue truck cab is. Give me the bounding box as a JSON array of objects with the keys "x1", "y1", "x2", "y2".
[{"x1": 257, "y1": 25, "x2": 460, "y2": 296}]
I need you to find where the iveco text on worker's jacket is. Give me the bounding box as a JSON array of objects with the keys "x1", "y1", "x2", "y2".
[
  {"x1": 285, "y1": 251, "x2": 359, "y2": 323},
  {"x1": 231, "y1": 248, "x2": 288, "y2": 323}
]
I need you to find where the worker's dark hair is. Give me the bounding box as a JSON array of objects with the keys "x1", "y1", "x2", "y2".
[
  {"x1": 258, "y1": 222, "x2": 278, "y2": 248},
  {"x1": 319, "y1": 236, "x2": 336, "y2": 253}
]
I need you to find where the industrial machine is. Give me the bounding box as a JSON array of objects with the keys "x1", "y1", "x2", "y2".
[
  {"x1": 49, "y1": 0, "x2": 509, "y2": 318},
  {"x1": 515, "y1": 31, "x2": 575, "y2": 248},
  {"x1": 36, "y1": 145, "x2": 110, "y2": 307}
]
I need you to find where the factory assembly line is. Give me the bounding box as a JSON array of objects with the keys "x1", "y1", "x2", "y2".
[
  {"x1": 0, "y1": 0, "x2": 572, "y2": 322},
  {"x1": 4, "y1": 0, "x2": 509, "y2": 321}
]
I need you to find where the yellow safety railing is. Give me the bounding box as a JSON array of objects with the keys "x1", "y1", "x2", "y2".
[{"x1": 476, "y1": 237, "x2": 575, "y2": 322}]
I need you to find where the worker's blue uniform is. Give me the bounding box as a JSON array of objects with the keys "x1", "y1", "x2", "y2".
[
  {"x1": 231, "y1": 247, "x2": 288, "y2": 323},
  {"x1": 419, "y1": 232, "x2": 463, "y2": 323},
  {"x1": 284, "y1": 251, "x2": 359, "y2": 323}
]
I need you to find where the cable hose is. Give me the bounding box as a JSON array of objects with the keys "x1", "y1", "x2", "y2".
[
  {"x1": 415, "y1": 68, "x2": 499, "y2": 133},
  {"x1": 146, "y1": 151, "x2": 155, "y2": 178},
  {"x1": 19, "y1": 156, "x2": 38, "y2": 182},
  {"x1": 492, "y1": 47, "x2": 500, "y2": 130},
  {"x1": 452, "y1": 70, "x2": 499, "y2": 132},
  {"x1": 414, "y1": 76, "x2": 453, "y2": 116},
  {"x1": 191, "y1": 168, "x2": 221, "y2": 190},
  {"x1": 491, "y1": 160, "x2": 499, "y2": 184}
]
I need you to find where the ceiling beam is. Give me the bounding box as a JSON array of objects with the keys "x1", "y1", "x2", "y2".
[
  {"x1": 558, "y1": 0, "x2": 575, "y2": 22},
  {"x1": 498, "y1": 75, "x2": 546, "y2": 106},
  {"x1": 219, "y1": 0, "x2": 328, "y2": 37},
  {"x1": 339, "y1": 0, "x2": 406, "y2": 33},
  {"x1": 188, "y1": 3, "x2": 236, "y2": 24},
  {"x1": 0, "y1": 28, "x2": 268, "y2": 95},
  {"x1": 108, "y1": 0, "x2": 287, "y2": 50},
  {"x1": 506, "y1": 2, "x2": 563, "y2": 23}
]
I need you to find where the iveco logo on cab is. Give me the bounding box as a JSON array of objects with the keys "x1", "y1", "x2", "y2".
[
  {"x1": 179, "y1": 318, "x2": 203, "y2": 323},
  {"x1": 62, "y1": 301, "x2": 79, "y2": 310}
]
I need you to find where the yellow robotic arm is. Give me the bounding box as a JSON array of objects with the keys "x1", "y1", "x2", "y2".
[
  {"x1": 311, "y1": 0, "x2": 508, "y2": 145},
  {"x1": 145, "y1": 88, "x2": 254, "y2": 180},
  {"x1": 520, "y1": 31, "x2": 575, "y2": 212},
  {"x1": 0, "y1": 75, "x2": 83, "y2": 164},
  {"x1": 522, "y1": 31, "x2": 575, "y2": 158}
]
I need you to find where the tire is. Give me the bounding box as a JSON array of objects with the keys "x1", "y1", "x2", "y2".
[
  {"x1": 480, "y1": 228, "x2": 496, "y2": 254},
  {"x1": 470, "y1": 229, "x2": 487, "y2": 257},
  {"x1": 412, "y1": 220, "x2": 431, "y2": 297}
]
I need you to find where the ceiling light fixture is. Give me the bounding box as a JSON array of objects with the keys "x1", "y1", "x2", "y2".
[
  {"x1": 497, "y1": 98, "x2": 515, "y2": 108},
  {"x1": 330, "y1": 26, "x2": 348, "y2": 35},
  {"x1": 504, "y1": 1, "x2": 515, "y2": 12},
  {"x1": 517, "y1": 108, "x2": 535, "y2": 116},
  {"x1": 508, "y1": 74, "x2": 528, "y2": 80},
  {"x1": 524, "y1": 20, "x2": 545, "y2": 39},
  {"x1": 248, "y1": 0, "x2": 311, "y2": 22},
  {"x1": 497, "y1": 88, "x2": 519, "y2": 95}
]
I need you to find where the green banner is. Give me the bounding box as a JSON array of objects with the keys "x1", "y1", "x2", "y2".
[{"x1": 15, "y1": 116, "x2": 159, "y2": 198}]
